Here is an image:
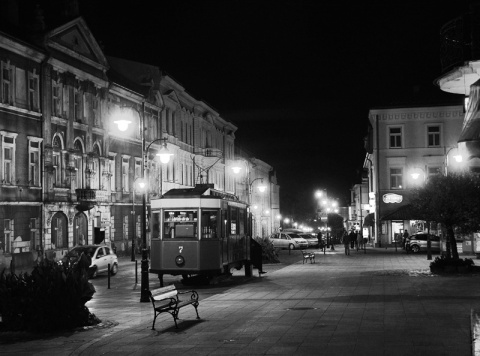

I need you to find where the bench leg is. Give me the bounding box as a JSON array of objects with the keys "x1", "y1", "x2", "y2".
[
  {"x1": 193, "y1": 302, "x2": 200, "y2": 319},
  {"x1": 152, "y1": 313, "x2": 159, "y2": 330}
]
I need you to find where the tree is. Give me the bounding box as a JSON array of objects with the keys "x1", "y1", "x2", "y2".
[{"x1": 410, "y1": 172, "x2": 480, "y2": 260}]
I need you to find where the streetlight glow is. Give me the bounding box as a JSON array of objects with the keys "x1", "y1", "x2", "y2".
[{"x1": 114, "y1": 119, "x2": 132, "y2": 131}]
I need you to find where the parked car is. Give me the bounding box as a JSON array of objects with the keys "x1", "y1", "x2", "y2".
[
  {"x1": 269, "y1": 232, "x2": 309, "y2": 250},
  {"x1": 298, "y1": 233, "x2": 319, "y2": 248},
  {"x1": 406, "y1": 233, "x2": 440, "y2": 253},
  {"x1": 62, "y1": 244, "x2": 119, "y2": 278}
]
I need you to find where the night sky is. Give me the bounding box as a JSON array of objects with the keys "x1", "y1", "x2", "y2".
[{"x1": 79, "y1": 0, "x2": 467, "y2": 219}]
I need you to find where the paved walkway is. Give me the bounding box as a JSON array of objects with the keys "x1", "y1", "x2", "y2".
[{"x1": 1, "y1": 247, "x2": 479, "y2": 355}]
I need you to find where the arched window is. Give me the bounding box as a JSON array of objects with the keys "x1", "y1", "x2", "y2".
[{"x1": 51, "y1": 212, "x2": 68, "y2": 249}]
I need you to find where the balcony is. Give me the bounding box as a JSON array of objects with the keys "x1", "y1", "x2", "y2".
[
  {"x1": 75, "y1": 189, "x2": 110, "y2": 211},
  {"x1": 194, "y1": 147, "x2": 224, "y2": 166},
  {"x1": 437, "y1": 9, "x2": 480, "y2": 94}
]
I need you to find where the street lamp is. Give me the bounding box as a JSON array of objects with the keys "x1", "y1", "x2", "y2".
[
  {"x1": 113, "y1": 103, "x2": 173, "y2": 303},
  {"x1": 444, "y1": 146, "x2": 463, "y2": 176}
]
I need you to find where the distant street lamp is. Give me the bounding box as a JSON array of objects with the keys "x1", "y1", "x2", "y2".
[
  {"x1": 315, "y1": 189, "x2": 338, "y2": 250},
  {"x1": 113, "y1": 103, "x2": 172, "y2": 302}
]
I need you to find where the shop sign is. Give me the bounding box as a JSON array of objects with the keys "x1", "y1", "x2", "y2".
[{"x1": 383, "y1": 193, "x2": 403, "y2": 203}]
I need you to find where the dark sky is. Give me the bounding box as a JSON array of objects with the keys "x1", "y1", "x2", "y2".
[{"x1": 80, "y1": 0, "x2": 467, "y2": 219}]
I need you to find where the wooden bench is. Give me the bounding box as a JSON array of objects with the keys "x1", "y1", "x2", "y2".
[
  {"x1": 148, "y1": 285, "x2": 200, "y2": 330},
  {"x1": 302, "y1": 250, "x2": 315, "y2": 264}
]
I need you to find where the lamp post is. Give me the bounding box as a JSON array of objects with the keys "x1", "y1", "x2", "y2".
[
  {"x1": 113, "y1": 103, "x2": 173, "y2": 302},
  {"x1": 131, "y1": 177, "x2": 146, "y2": 262}
]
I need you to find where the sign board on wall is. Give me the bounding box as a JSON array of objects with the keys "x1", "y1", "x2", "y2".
[{"x1": 383, "y1": 193, "x2": 403, "y2": 203}]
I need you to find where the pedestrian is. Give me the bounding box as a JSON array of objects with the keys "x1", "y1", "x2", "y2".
[
  {"x1": 402, "y1": 230, "x2": 409, "y2": 250},
  {"x1": 357, "y1": 231, "x2": 363, "y2": 251},
  {"x1": 317, "y1": 229, "x2": 324, "y2": 251},
  {"x1": 349, "y1": 229, "x2": 356, "y2": 250},
  {"x1": 343, "y1": 230, "x2": 350, "y2": 255}
]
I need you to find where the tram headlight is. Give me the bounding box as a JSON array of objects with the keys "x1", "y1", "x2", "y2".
[{"x1": 175, "y1": 255, "x2": 185, "y2": 267}]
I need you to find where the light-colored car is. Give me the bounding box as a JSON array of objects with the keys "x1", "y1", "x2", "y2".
[
  {"x1": 269, "y1": 232, "x2": 309, "y2": 250},
  {"x1": 62, "y1": 245, "x2": 119, "y2": 278},
  {"x1": 406, "y1": 233, "x2": 440, "y2": 253},
  {"x1": 298, "y1": 233, "x2": 318, "y2": 248}
]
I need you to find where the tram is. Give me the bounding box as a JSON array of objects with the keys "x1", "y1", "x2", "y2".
[{"x1": 149, "y1": 184, "x2": 252, "y2": 285}]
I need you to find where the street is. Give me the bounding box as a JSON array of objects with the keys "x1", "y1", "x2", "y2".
[{"x1": 1, "y1": 247, "x2": 479, "y2": 356}]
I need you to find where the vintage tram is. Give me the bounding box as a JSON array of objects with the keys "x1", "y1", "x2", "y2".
[{"x1": 149, "y1": 184, "x2": 253, "y2": 285}]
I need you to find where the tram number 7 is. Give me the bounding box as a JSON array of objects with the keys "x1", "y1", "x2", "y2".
[{"x1": 179, "y1": 246, "x2": 183, "y2": 253}]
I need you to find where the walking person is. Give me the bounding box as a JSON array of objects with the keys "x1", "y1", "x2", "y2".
[
  {"x1": 348, "y1": 229, "x2": 356, "y2": 250},
  {"x1": 317, "y1": 229, "x2": 324, "y2": 251},
  {"x1": 402, "y1": 230, "x2": 409, "y2": 250},
  {"x1": 343, "y1": 230, "x2": 350, "y2": 255},
  {"x1": 357, "y1": 231, "x2": 363, "y2": 251}
]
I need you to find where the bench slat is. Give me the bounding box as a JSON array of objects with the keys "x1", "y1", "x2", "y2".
[{"x1": 151, "y1": 285, "x2": 176, "y2": 297}]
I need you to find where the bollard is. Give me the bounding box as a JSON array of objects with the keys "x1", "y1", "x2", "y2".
[
  {"x1": 135, "y1": 260, "x2": 138, "y2": 284},
  {"x1": 108, "y1": 263, "x2": 111, "y2": 289}
]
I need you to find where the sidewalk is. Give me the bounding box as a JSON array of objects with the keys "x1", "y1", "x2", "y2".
[{"x1": 1, "y1": 247, "x2": 479, "y2": 355}]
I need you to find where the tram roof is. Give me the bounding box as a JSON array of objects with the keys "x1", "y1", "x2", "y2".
[{"x1": 162, "y1": 184, "x2": 242, "y2": 202}]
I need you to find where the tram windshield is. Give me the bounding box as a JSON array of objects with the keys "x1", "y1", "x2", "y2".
[{"x1": 163, "y1": 210, "x2": 198, "y2": 239}]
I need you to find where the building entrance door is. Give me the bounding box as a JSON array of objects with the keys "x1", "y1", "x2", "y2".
[{"x1": 74, "y1": 212, "x2": 88, "y2": 246}]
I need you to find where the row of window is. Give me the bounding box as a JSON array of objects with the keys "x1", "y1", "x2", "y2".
[
  {"x1": 1, "y1": 61, "x2": 40, "y2": 112},
  {"x1": 389, "y1": 125, "x2": 441, "y2": 148},
  {"x1": 389, "y1": 166, "x2": 442, "y2": 189}
]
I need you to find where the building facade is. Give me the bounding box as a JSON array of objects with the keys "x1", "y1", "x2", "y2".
[
  {"x1": 0, "y1": 12, "x2": 280, "y2": 269},
  {"x1": 365, "y1": 104, "x2": 464, "y2": 247}
]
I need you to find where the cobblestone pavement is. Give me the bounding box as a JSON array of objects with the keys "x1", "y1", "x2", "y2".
[{"x1": 1, "y1": 247, "x2": 479, "y2": 355}]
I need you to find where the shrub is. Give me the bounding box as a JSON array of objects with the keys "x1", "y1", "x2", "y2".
[
  {"x1": 254, "y1": 236, "x2": 279, "y2": 263},
  {"x1": 0, "y1": 256, "x2": 100, "y2": 332},
  {"x1": 429, "y1": 255, "x2": 475, "y2": 273}
]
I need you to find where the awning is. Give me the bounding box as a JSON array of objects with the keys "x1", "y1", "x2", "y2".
[
  {"x1": 363, "y1": 213, "x2": 375, "y2": 227},
  {"x1": 380, "y1": 204, "x2": 419, "y2": 221}
]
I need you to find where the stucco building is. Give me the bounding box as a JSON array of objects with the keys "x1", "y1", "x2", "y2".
[
  {"x1": 0, "y1": 3, "x2": 280, "y2": 270},
  {"x1": 364, "y1": 104, "x2": 464, "y2": 247}
]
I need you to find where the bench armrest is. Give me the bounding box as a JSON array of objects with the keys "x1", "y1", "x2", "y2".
[{"x1": 178, "y1": 290, "x2": 199, "y2": 301}]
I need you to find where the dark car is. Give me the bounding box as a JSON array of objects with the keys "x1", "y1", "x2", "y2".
[
  {"x1": 406, "y1": 233, "x2": 440, "y2": 253},
  {"x1": 62, "y1": 244, "x2": 119, "y2": 278}
]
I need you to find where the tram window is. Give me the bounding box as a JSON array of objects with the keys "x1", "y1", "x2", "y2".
[
  {"x1": 230, "y1": 207, "x2": 238, "y2": 235},
  {"x1": 201, "y1": 210, "x2": 219, "y2": 239},
  {"x1": 163, "y1": 210, "x2": 198, "y2": 239},
  {"x1": 239, "y1": 209, "x2": 245, "y2": 235}
]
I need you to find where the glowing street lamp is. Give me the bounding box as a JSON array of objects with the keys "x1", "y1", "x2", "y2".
[{"x1": 113, "y1": 104, "x2": 173, "y2": 302}]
